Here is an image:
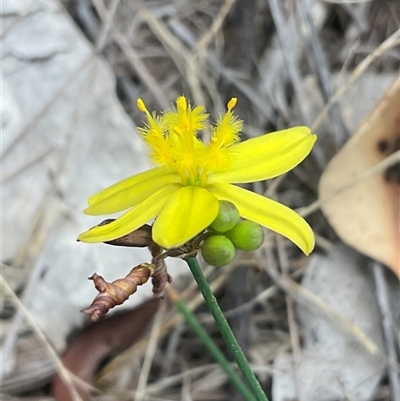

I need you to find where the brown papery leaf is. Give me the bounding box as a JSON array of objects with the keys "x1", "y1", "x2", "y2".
[
  {"x1": 52, "y1": 300, "x2": 160, "y2": 401},
  {"x1": 319, "y1": 77, "x2": 400, "y2": 278}
]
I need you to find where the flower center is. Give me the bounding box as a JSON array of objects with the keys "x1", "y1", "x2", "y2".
[{"x1": 137, "y1": 96, "x2": 243, "y2": 187}]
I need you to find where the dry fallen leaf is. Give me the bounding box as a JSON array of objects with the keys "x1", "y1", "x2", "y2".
[
  {"x1": 319, "y1": 77, "x2": 400, "y2": 278},
  {"x1": 52, "y1": 300, "x2": 160, "y2": 401}
]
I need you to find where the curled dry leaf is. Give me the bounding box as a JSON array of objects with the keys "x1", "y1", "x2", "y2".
[
  {"x1": 319, "y1": 77, "x2": 400, "y2": 278},
  {"x1": 82, "y1": 263, "x2": 155, "y2": 321},
  {"x1": 52, "y1": 300, "x2": 160, "y2": 401}
]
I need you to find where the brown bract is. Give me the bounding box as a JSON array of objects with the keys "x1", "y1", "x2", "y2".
[
  {"x1": 319, "y1": 77, "x2": 400, "y2": 278},
  {"x1": 99, "y1": 220, "x2": 153, "y2": 248},
  {"x1": 82, "y1": 263, "x2": 155, "y2": 321}
]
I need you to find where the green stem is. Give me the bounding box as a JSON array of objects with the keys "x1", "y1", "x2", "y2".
[
  {"x1": 185, "y1": 257, "x2": 269, "y2": 401},
  {"x1": 175, "y1": 298, "x2": 257, "y2": 401}
]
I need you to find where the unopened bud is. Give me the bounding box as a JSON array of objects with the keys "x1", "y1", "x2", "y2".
[
  {"x1": 201, "y1": 235, "x2": 235, "y2": 267},
  {"x1": 226, "y1": 220, "x2": 264, "y2": 251},
  {"x1": 209, "y1": 200, "x2": 240, "y2": 233}
]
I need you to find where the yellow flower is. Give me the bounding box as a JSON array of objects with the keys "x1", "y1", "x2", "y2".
[{"x1": 78, "y1": 96, "x2": 316, "y2": 254}]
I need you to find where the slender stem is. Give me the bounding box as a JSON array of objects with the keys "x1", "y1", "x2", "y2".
[
  {"x1": 171, "y1": 294, "x2": 257, "y2": 401},
  {"x1": 185, "y1": 257, "x2": 269, "y2": 401}
]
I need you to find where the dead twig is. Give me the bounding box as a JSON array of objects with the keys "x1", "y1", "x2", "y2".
[
  {"x1": 276, "y1": 235, "x2": 305, "y2": 401},
  {"x1": 262, "y1": 252, "x2": 379, "y2": 355},
  {"x1": 299, "y1": 149, "x2": 400, "y2": 218},
  {"x1": 91, "y1": 0, "x2": 170, "y2": 109},
  {"x1": 134, "y1": 302, "x2": 166, "y2": 401},
  {"x1": 0, "y1": 275, "x2": 85, "y2": 401},
  {"x1": 312, "y1": 28, "x2": 400, "y2": 132},
  {"x1": 297, "y1": 0, "x2": 349, "y2": 147}
]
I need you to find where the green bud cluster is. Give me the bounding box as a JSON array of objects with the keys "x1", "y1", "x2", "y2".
[{"x1": 201, "y1": 200, "x2": 264, "y2": 267}]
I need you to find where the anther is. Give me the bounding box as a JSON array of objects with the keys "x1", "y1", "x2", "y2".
[
  {"x1": 137, "y1": 98, "x2": 147, "y2": 112},
  {"x1": 227, "y1": 98, "x2": 237, "y2": 110},
  {"x1": 177, "y1": 96, "x2": 187, "y2": 111}
]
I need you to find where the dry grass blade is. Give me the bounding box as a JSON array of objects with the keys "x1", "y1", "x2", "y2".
[
  {"x1": 194, "y1": 0, "x2": 237, "y2": 56},
  {"x1": 299, "y1": 149, "x2": 400, "y2": 218},
  {"x1": 268, "y1": 0, "x2": 326, "y2": 169},
  {"x1": 91, "y1": 0, "x2": 170, "y2": 108},
  {"x1": 94, "y1": 0, "x2": 121, "y2": 50},
  {"x1": 276, "y1": 236, "x2": 304, "y2": 400},
  {"x1": 262, "y1": 256, "x2": 380, "y2": 355},
  {"x1": 268, "y1": 0, "x2": 312, "y2": 127},
  {"x1": 138, "y1": 5, "x2": 206, "y2": 105},
  {"x1": 297, "y1": 0, "x2": 349, "y2": 147},
  {"x1": 0, "y1": 275, "x2": 85, "y2": 401},
  {"x1": 312, "y1": 28, "x2": 400, "y2": 132},
  {"x1": 134, "y1": 302, "x2": 166, "y2": 401}
]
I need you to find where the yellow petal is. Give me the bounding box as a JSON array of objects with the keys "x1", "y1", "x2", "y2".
[
  {"x1": 153, "y1": 186, "x2": 219, "y2": 249},
  {"x1": 208, "y1": 127, "x2": 316, "y2": 184},
  {"x1": 85, "y1": 167, "x2": 180, "y2": 215},
  {"x1": 208, "y1": 183, "x2": 315, "y2": 254},
  {"x1": 78, "y1": 184, "x2": 181, "y2": 243}
]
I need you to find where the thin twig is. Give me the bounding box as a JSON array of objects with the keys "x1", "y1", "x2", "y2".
[
  {"x1": 312, "y1": 29, "x2": 400, "y2": 132},
  {"x1": 194, "y1": 0, "x2": 237, "y2": 56},
  {"x1": 268, "y1": 0, "x2": 312, "y2": 126},
  {"x1": 276, "y1": 237, "x2": 304, "y2": 401},
  {"x1": 297, "y1": 0, "x2": 349, "y2": 147},
  {"x1": 91, "y1": 0, "x2": 170, "y2": 109},
  {"x1": 113, "y1": 30, "x2": 171, "y2": 109},
  {"x1": 0, "y1": 275, "x2": 84, "y2": 401},
  {"x1": 134, "y1": 302, "x2": 166, "y2": 401},
  {"x1": 298, "y1": 149, "x2": 400, "y2": 218},
  {"x1": 95, "y1": 0, "x2": 121, "y2": 50},
  {"x1": 138, "y1": 5, "x2": 206, "y2": 106},
  {"x1": 263, "y1": 255, "x2": 379, "y2": 355},
  {"x1": 268, "y1": 0, "x2": 326, "y2": 168}
]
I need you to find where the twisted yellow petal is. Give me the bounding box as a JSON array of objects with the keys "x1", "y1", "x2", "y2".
[
  {"x1": 208, "y1": 127, "x2": 316, "y2": 184},
  {"x1": 78, "y1": 184, "x2": 181, "y2": 243},
  {"x1": 87, "y1": 167, "x2": 168, "y2": 206},
  {"x1": 207, "y1": 183, "x2": 315, "y2": 254},
  {"x1": 153, "y1": 186, "x2": 219, "y2": 249},
  {"x1": 85, "y1": 168, "x2": 180, "y2": 215}
]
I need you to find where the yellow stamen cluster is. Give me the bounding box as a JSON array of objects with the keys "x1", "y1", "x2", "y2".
[{"x1": 137, "y1": 96, "x2": 242, "y2": 186}]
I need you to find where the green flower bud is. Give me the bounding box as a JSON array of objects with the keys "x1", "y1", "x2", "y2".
[
  {"x1": 226, "y1": 220, "x2": 264, "y2": 251},
  {"x1": 209, "y1": 200, "x2": 240, "y2": 233},
  {"x1": 201, "y1": 235, "x2": 235, "y2": 267}
]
